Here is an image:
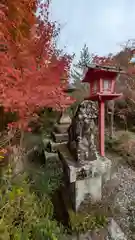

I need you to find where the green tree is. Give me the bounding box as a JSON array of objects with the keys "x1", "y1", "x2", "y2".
[
  {"x1": 71, "y1": 44, "x2": 93, "y2": 83},
  {"x1": 78, "y1": 44, "x2": 93, "y2": 68},
  {"x1": 70, "y1": 44, "x2": 93, "y2": 114}
]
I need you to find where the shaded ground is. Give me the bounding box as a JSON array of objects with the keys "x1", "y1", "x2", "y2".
[{"x1": 106, "y1": 130, "x2": 135, "y2": 169}]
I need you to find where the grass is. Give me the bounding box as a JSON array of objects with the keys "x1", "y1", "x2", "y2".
[{"x1": 105, "y1": 130, "x2": 135, "y2": 168}]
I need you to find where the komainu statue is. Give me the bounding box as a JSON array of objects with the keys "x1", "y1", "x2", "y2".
[{"x1": 68, "y1": 100, "x2": 98, "y2": 164}]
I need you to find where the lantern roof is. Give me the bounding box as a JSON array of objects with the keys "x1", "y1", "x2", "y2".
[{"x1": 82, "y1": 64, "x2": 125, "y2": 83}]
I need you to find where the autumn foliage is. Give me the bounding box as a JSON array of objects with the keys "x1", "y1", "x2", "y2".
[
  {"x1": 0, "y1": 0, "x2": 74, "y2": 130},
  {"x1": 92, "y1": 44, "x2": 135, "y2": 126},
  {"x1": 92, "y1": 48, "x2": 135, "y2": 93}
]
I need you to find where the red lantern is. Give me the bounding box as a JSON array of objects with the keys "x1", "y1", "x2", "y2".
[
  {"x1": 82, "y1": 64, "x2": 124, "y2": 157},
  {"x1": 82, "y1": 64, "x2": 122, "y2": 101}
]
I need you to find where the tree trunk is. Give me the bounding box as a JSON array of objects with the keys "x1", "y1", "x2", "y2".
[
  {"x1": 76, "y1": 232, "x2": 80, "y2": 240},
  {"x1": 13, "y1": 129, "x2": 25, "y2": 175}
]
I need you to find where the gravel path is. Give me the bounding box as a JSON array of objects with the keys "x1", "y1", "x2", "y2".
[
  {"x1": 113, "y1": 165, "x2": 135, "y2": 239},
  {"x1": 103, "y1": 153, "x2": 135, "y2": 239}
]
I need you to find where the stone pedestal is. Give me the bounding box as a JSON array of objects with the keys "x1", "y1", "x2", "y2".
[{"x1": 58, "y1": 144, "x2": 112, "y2": 212}]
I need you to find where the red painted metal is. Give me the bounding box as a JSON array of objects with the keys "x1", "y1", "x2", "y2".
[
  {"x1": 86, "y1": 93, "x2": 122, "y2": 101},
  {"x1": 82, "y1": 67, "x2": 118, "y2": 84},
  {"x1": 99, "y1": 78, "x2": 102, "y2": 92},
  {"x1": 99, "y1": 100, "x2": 105, "y2": 156}
]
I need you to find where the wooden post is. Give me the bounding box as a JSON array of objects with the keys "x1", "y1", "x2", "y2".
[{"x1": 99, "y1": 100, "x2": 105, "y2": 156}]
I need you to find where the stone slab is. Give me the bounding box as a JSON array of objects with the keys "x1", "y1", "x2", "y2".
[
  {"x1": 75, "y1": 176, "x2": 102, "y2": 210},
  {"x1": 107, "y1": 218, "x2": 127, "y2": 240},
  {"x1": 44, "y1": 151, "x2": 59, "y2": 162},
  {"x1": 51, "y1": 132, "x2": 69, "y2": 143},
  {"x1": 47, "y1": 140, "x2": 67, "y2": 153}
]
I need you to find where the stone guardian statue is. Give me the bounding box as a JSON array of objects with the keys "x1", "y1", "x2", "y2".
[{"x1": 68, "y1": 100, "x2": 98, "y2": 164}]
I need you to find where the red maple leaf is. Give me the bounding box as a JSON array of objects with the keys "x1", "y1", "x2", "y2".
[{"x1": 0, "y1": 0, "x2": 75, "y2": 130}]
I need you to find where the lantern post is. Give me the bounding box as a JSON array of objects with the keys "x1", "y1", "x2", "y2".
[
  {"x1": 82, "y1": 64, "x2": 124, "y2": 157},
  {"x1": 99, "y1": 98, "x2": 105, "y2": 156}
]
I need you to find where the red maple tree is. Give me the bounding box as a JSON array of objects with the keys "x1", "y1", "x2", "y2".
[{"x1": 0, "y1": 0, "x2": 74, "y2": 130}]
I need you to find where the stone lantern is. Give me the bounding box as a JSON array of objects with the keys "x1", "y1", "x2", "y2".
[{"x1": 52, "y1": 83, "x2": 76, "y2": 142}]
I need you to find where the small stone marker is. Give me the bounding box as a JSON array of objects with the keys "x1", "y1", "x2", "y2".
[{"x1": 107, "y1": 219, "x2": 127, "y2": 240}]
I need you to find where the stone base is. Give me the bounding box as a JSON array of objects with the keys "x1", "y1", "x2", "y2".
[
  {"x1": 47, "y1": 140, "x2": 67, "y2": 153},
  {"x1": 58, "y1": 144, "x2": 112, "y2": 211},
  {"x1": 51, "y1": 131, "x2": 68, "y2": 143}
]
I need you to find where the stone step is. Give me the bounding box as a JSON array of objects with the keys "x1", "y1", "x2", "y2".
[
  {"x1": 51, "y1": 131, "x2": 69, "y2": 143},
  {"x1": 43, "y1": 151, "x2": 59, "y2": 162},
  {"x1": 47, "y1": 140, "x2": 67, "y2": 153}
]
